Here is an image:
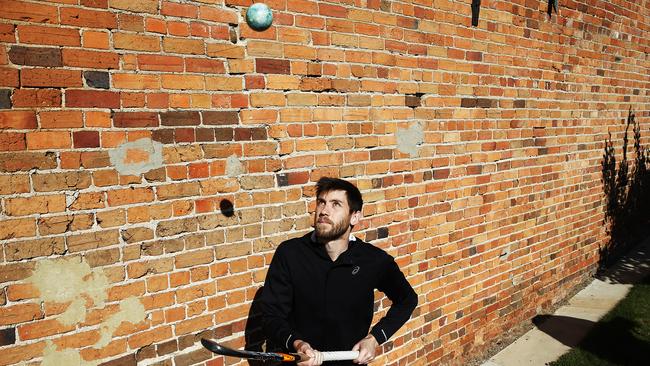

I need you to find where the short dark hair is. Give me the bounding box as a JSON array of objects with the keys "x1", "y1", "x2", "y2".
[{"x1": 316, "y1": 177, "x2": 363, "y2": 213}]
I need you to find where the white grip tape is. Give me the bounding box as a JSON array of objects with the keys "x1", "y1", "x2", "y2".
[{"x1": 322, "y1": 351, "x2": 359, "y2": 361}]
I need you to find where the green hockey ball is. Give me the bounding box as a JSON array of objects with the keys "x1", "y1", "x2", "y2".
[{"x1": 246, "y1": 3, "x2": 273, "y2": 32}]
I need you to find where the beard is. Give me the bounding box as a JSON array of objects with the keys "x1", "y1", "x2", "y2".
[{"x1": 314, "y1": 216, "x2": 350, "y2": 242}]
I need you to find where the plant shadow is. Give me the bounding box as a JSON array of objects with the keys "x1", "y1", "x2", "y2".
[{"x1": 600, "y1": 108, "x2": 650, "y2": 283}]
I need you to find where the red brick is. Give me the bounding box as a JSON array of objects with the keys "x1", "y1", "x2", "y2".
[
  {"x1": 74, "y1": 131, "x2": 100, "y2": 148},
  {"x1": 39, "y1": 111, "x2": 83, "y2": 129},
  {"x1": 138, "y1": 54, "x2": 184, "y2": 72},
  {"x1": 0, "y1": 111, "x2": 37, "y2": 129},
  {"x1": 110, "y1": 0, "x2": 158, "y2": 13},
  {"x1": 81, "y1": 0, "x2": 108, "y2": 8},
  {"x1": 8, "y1": 46, "x2": 61, "y2": 67},
  {"x1": 0, "y1": 0, "x2": 58, "y2": 23},
  {"x1": 185, "y1": 58, "x2": 226, "y2": 73},
  {"x1": 0, "y1": 23, "x2": 14, "y2": 42},
  {"x1": 162, "y1": 1, "x2": 198, "y2": 18},
  {"x1": 21, "y1": 69, "x2": 82, "y2": 88},
  {"x1": 26, "y1": 131, "x2": 71, "y2": 150},
  {"x1": 256, "y1": 58, "x2": 291, "y2": 74},
  {"x1": 117, "y1": 13, "x2": 146, "y2": 32},
  {"x1": 66, "y1": 90, "x2": 120, "y2": 108},
  {"x1": 319, "y1": 3, "x2": 349, "y2": 18},
  {"x1": 62, "y1": 49, "x2": 119, "y2": 69},
  {"x1": 114, "y1": 112, "x2": 159, "y2": 128},
  {"x1": 145, "y1": 18, "x2": 166, "y2": 33},
  {"x1": 12, "y1": 89, "x2": 62, "y2": 107},
  {"x1": 17, "y1": 25, "x2": 81, "y2": 46},
  {"x1": 0, "y1": 132, "x2": 26, "y2": 151},
  {"x1": 199, "y1": 6, "x2": 238, "y2": 24},
  {"x1": 114, "y1": 32, "x2": 161, "y2": 52},
  {"x1": 167, "y1": 20, "x2": 189, "y2": 36},
  {"x1": 83, "y1": 30, "x2": 110, "y2": 49},
  {"x1": 162, "y1": 37, "x2": 205, "y2": 55},
  {"x1": 0, "y1": 67, "x2": 19, "y2": 87},
  {"x1": 160, "y1": 111, "x2": 200, "y2": 126},
  {"x1": 60, "y1": 7, "x2": 117, "y2": 29}
]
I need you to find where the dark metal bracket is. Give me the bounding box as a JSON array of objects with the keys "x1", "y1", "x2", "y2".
[
  {"x1": 471, "y1": 0, "x2": 481, "y2": 26},
  {"x1": 547, "y1": 0, "x2": 558, "y2": 17}
]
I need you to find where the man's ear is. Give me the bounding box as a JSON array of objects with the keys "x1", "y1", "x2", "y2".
[{"x1": 350, "y1": 210, "x2": 362, "y2": 226}]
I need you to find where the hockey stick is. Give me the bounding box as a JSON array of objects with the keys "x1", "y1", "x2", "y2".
[{"x1": 201, "y1": 338, "x2": 359, "y2": 362}]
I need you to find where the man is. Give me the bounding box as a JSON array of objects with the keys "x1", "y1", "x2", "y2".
[{"x1": 260, "y1": 177, "x2": 418, "y2": 365}]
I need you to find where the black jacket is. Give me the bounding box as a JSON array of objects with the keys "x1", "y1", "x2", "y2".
[{"x1": 260, "y1": 232, "x2": 418, "y2": 362}]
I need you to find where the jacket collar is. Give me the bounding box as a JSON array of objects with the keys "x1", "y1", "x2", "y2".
[{"x1": 307, "y1": 231, "x2": 358, "y2": 264}]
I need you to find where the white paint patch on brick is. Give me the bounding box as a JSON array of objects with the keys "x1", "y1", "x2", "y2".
[
  {"x1": 109, "y1": 138, "x2": 164, "y2": 176},
  {"x1": 396, "y1": 122, "x2": 424, "y2": 157},
  {"x1": 43, "y1": 340, "x2": 94, "y2": 366},
  {"x1": 96, "y1": 296, "x2": 146, "y2": 348},
  {"x1": 226, "y1": 154, "x2": 245, "y2": 177}
]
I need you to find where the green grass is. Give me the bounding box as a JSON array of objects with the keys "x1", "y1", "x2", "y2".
[{"x1": 549, "y1": 275, "x2": 650, "y2": 366}]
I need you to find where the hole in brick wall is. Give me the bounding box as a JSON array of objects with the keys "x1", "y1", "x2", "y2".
[
  {"x1": 229, "y1": 24, "x2": 238, "y2": 44},
  {"x1": 220, "y1": 199, "x2": 235, "y2": 217}
]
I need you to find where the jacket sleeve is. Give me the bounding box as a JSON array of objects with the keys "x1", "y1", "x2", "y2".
[
  {"x1": 369, "y1": 257, "x2": 418, "y2": 344},
  {"x1": 259, "y1": 244, "x2": 303, "y2": 351}
]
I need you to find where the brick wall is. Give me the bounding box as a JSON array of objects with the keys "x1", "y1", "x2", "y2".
[{"x1": 1, "y1": 0, "x2": 649, "y2": 365}]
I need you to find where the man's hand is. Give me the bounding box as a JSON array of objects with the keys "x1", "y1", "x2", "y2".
[
  {"x1": 352, "y1": 334, "x2": 379, "y2": 364},
  {"x1": 293, "y1": 339, "x2": 323, "y2": 366}
]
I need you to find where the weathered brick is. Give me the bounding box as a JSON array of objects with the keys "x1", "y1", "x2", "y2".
[
  {"x1": 66, "y1": 230, "x2": 119, "y2": 252},
  {"x1": 60, "y1": 7, "x2": 117, "y2": 28},
  {"x1": 5, "y1": 194, "x2": 66, "y2": 216},
  {"x1": 0, "y1": 151, "x2": 57, "y2": 172},
  {"x1": 8, "y1": 46, "x2": 61, "y2": 67},
  {"x1": 121, "y1": 227, "x2": 154, "y2": 244},
  {"x1": 0, "y1": 303, "x2": 42, "y2": 326},
  {"x1": 0, "y1": 132, "x2": 26, "y2": 153},
  {"x1": 17, "y1": 24, "x2": 81, "y2": 46},
  {"x1": 62, "y1": 49, "x2": 119, "y2": 69},
  {"x1": 38, "y1": 213, "x2": 94, "y2": 235},
  {"x1": 12, "y1": 89, "x2": 62, "y2": 108},
  {"x1": 0, "y1": 217, "x2": 36, "y2": 240},
  {"x1": 110, "y1": 0, "x2": 159, "y2": 14},
  {"x1": 21, "y1": 68, "x2": 82, "y2": 88},
  {"x1": 33, "y1": 171, "x2": 92, "y2": 192},
  {"x1": 107, "y1": 187, "x2": 154, "y2": 207},
  {"x1": 5, "y1": 237, "x2": 65, "y2": 261},
  {"x1": 156, "y1": 218, "x2": 197, "y2": 237},
  {"x1": 1, "y1": 0, "x2": 58, "y2": 23}
]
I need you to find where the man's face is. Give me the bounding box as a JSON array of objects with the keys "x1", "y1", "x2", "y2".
[{"x1": 314, "y1": 190, "x2": 360, "y2": 242}]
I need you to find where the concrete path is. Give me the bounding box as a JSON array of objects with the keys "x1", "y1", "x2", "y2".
[{"x1": 482, "y1": 238, "x2": 650, "y2": 366}]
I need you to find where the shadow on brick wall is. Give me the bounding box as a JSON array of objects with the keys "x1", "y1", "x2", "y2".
[
  {"x1": 600, "y1": 109, "x2": 650, "y2": 279},
  {"x1": 244, "y1": 287, "x2": 275, "y2": 366}
]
